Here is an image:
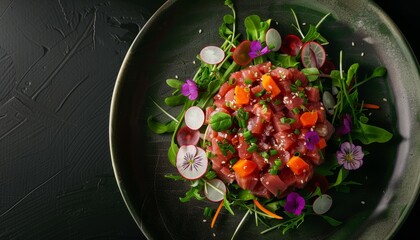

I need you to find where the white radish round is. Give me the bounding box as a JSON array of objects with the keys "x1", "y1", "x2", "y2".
[
  {"x1": 184, "y1": 106, "x2": 205, "y2": 130},
  {"x1": 200, "y1": 46, "x2": 225, "y2": 65},
  {"x1": 265, "y1": 28, "x2": 282, "y2": 51},
  {"x1": 313, "y1": 194, "x2": 333, "y2": 215},
  {"x1": 176, "y1": 145, "x2": 208, "y2": 180},
  {"x1": 205, "y1": 178, "x2": 226, "y2": 202}
]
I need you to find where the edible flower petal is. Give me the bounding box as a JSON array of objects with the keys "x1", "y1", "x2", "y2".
[
  {"x1": 336, "y1": 141, "x2": 364, "y2": 170},
  {"x1": 181, "y1": 79, "x2": 198, "y2": 100},
  {"x1": 284, "y1": 192, "x2": 305, "y2": 215},
  {"x1": 335, "y1": 114, "x2": 352, "y2": 136},
  {"x1": 248, "y1": 40, "x2": 270, "y2": 59},
  {"x1": 305, "y1": 131, "x2": 320, "y2": 151}
]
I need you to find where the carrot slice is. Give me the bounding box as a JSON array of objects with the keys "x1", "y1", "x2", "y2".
[
  {"x1": 234, "y1": 85, "x2": 250, "y2": 105},
  {"x1": 232, "y1": 159, "x2": 257, "y2": 177},
  {"x1": 261, "y1": 74, "x2": 281, "y2": 98},
  {"x1": 363, "y1": 103, "x2": 380, "y2": 109},
  {"x1": 287, "y1": 156, "x2": 310, "y2": 175},
  {"x1": 253, "y1": 199, "x2": 283, "y2": 219},
  {"x1": 300, "y1": 111, "x2": 318, "y2": 128},
  {"x1": 211, "y1": 200, "x2": 224, "y2": 228}
]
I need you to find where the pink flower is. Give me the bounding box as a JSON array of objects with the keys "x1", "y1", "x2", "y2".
[
  {"x1": 181, "y1": 79, "x2": 198, "y2": 100},
  {"x1": 284, "y1": 192, "x2": 305, "y2": 215},
  {"x1": 248, "y1": 41, "x2": 270, "y2": 59},
  {"x1": 305, "y1": 131, "x2": 320, "y2": 151},
  {"x1": 336, "y1": 142, "x2": 364, "y2": 170}
]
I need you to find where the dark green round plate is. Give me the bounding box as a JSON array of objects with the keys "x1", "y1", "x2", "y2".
[{"x1": 109, "y1": 0, "x2": 420, "y2": 239}]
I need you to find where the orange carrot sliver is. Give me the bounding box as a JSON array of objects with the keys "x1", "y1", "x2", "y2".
[
  {"x1": 287, "y1": 156, "x2": 310, "y2": 175},
  {"x1": 300, "y1": 111, "x2": 318, "y2": 127},
  {"x1": 234, "y1": 85, "x2": 250, "y2": 105},
  {"x1": 253, "y1": 199, "x2": 283, "y2": 219},
  {"x1": 363, "y1": 103, "x2": 380, "y2": 109},
  {"x1": 211, "y1": 200, "x2": 224, "y2": 228},
  {"x1": 261, "y1": 74, "x2": 281, "y2": 98}
]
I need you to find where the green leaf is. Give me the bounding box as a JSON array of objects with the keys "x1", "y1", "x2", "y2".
[
  {"x1": 147, "y1": 116, "x2": 177, "y2": 134},
  {"x1": 168, "y1": 142, "x2": 178, "y2": 166},
  {"x1": 352, "y1": 121, "x2": 393, "y2": 144},
  {"x1": 210, "y1": 112, "x2": 233, "y2": 131},
  {"x1": 370, "y1": 66, "x2": 387, "y2": 78},
  {"x1": 164, "y1": 95, "x2": 186, "y2": 106},
  {"x1": 166, "y1": 79, "x2": 184, "y2": 89},
  {"x1": 301, "y1": 67, "x2": 320, "y2": 82},
  {"x1": 346, "y1": 63, "x2": 359, "y2": 86},
  {"x1": 321, "y1": 215, "x2": 342, "y2": 226},
  {"x1": 223, "y1": 14, "x2": 234, "y2": 24},
  {"x1": 237, "y1": 189, "x2": 254, "y2": 201},
  {"x1": 244, "y1": 15, "x2": 261, "y2": 41}
]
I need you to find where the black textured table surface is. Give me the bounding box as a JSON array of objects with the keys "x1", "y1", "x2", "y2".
[{"x1": 0, "y1": 0, "x2": 417, "y2": 239}]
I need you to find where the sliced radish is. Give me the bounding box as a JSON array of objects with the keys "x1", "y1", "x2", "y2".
[
  {"x1": 184, "y1": 106, "x2": 205, "y2": 130},
  {"x1": 301, "y1": 41, "x2": 326, "y2": 68},
  {"x1": 200, "y1": 46, "x2": 225, "y2": 65},
  {"x1": 176, "y1": 125, "x2": 200, "y2": 146},
  {"x1": 232, "y1": 40, "x2": 252, "y2": 66},
  {"x1": 176, "y1": 145, "x2": 208, "y2": 180},
  {"x1": 280, "y1": 34, "x2": 302, "y2": 56},
  {"x1": 312, "y1": 194, "x2": 333, "y2": 215},
  {"x1": 265, "y1": 28, "x2": 282, "y2": 51},
  {"x1": 205, "y1": 178, "x2": 226, "y2": 202}
]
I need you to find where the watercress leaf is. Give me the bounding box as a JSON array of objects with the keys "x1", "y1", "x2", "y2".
[
  {"x1": 352, "y1": 121, "x2": 393, "y2": 144},
  {"x1": 166, "y1": 79, "x2": 184, "y2": 89},
  {"x1": 223, "y1": 14, "x2": 234, "y2": 24},
  {"x1": 301, "y1": 67, "x2": 320, "y2": 82},
  {"x1": 168, "y1": 142, "x2": 178, "y2": 166},
  {"x1": 147, "y1": 116, "x2": 177, "y2": 134},
  {"x1": 210, "y1": 112, "x2": 233, "y2": 131},
  {"x1": 346, "y1": 63, "x2": 359, "y2": 86},
  {"x1": 321, "y1": 215, "x2": 342, "y2": 226},
  {"x1": 164, "y1": 95, "x2": 186, "y2": 106},
  {"x1": 370, "y1": 66, "x2": 387, "y2": 78},
  {"x1": 244, "y1": 15, "x2": 261, "y2": 40},
  {"x1": 238, "y1": 189, "x2": 254, "y2": 201},
  {"x1": 302, "y1": 25, "x2": 320, "y2": 43}
]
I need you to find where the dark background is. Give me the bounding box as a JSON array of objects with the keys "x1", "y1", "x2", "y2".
[{"x1": 0, "y1": 0, "x2": 417, "y2": 239}]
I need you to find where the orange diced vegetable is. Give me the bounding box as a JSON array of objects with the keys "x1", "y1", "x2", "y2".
[
  {"x1": 232, "y1": 159, "x2": 257, "y2": 177},
  {"x1": 261, "y1": 74, "x2": 281, "y2": 98},
  {"x1": 316, "y1": 137, "x2": 327, "y2": 149},
  {"x1": 300, "y1": 111, "x2": 318, "y2": 128},
  {"x1": 234, "y1": 85, "x2": 250, "y2": 105},
  {"x1": 287, "y1": 156, "x2": 310, "y2": 175},
  {"x1": 253, "y1": 199, "x2": 283, "y2": 219}
]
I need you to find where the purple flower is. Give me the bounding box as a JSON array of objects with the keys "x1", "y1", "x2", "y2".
[
  {"x1": 284, "y1": 192, "x2": 305, "y2": 215},
  {"x1": 305, "y1": 131, "x2": 320, "y2": 151},
  {"x1": 336, "y1": 142, "x2": 364, "y2": 170},
  {"x1": 181, "y1": 79, "x2": 198, "y2": 100},
  {"x1": 335, "y1": 114, "x2": 352, "y2": 136},
  {"x1": 248, "y1": 41, "x2": 270, "y2": 59}
]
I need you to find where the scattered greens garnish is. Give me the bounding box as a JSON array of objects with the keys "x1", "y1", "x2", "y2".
[{"x1": 146, "y1": 1, "x2": 393, "y2": 238}]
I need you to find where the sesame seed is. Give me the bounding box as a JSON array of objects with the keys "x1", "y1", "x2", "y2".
[
  {"x1": 361, "y1": 52, "x2": 365, "y2": 56},
  {"x1": 198, "y1": 29, "x2": 202, "y2": 34}
]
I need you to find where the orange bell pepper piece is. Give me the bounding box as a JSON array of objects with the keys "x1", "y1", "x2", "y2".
[
  {"x1": 234, "y1": 85, "x2": 250, "y2": 105},
  {"x1": 232, "y1": 159, "x2": 257, "y2": 177},
  {"x1": 287, "y1": 156, "x2": 309, "y2": 175},
  {"x1": 300, "y1": 111, "x2": 318, "y2": 128},
  {"x1": 261, "y1": 74, "x2": 281, "y2": 98}
]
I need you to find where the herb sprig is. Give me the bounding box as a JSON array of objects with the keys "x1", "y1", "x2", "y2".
[{"x1": 147, "y1": 1, "x2": 393, "y2": 238}]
